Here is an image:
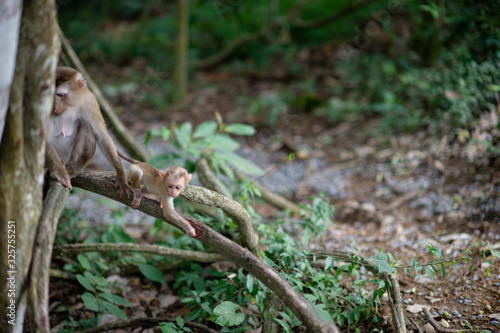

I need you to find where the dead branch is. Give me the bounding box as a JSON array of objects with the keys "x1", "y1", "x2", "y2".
[
  {"x1": 385, "y1": 273, "x2": 407, "y2": 333},
  {"x1": 59, "y1": 29, "x2": 149, "y2": 162},
  {"x1": 55, "y1": 243, "x2": 223, "y2": 263},
  {"x1": 72, "y1": 171, "x2": 340, "y2": 333},
  {"x1": 423, "y1": 307, "x2": 470, "y2": 333}
]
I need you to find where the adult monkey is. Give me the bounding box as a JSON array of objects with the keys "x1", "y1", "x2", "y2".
[{"x1": 45, "y1": 66, "x2": 131, "y2": 198}]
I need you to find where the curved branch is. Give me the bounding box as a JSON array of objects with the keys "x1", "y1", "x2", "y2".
[
  {"x1": 72, "y1": 171, "x2": 340, "y2": 333},
  {"x1": 29, "y1": 179, "x2": 70, "y2": 331},
  {"x1": 55, "y1": 243, "x2": 223, "y2": 263}
]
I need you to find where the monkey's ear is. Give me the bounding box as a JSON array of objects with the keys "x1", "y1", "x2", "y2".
[
  {"x1": 75, "y1": 73, "x2": 86, "y2": 88},
  {"x1": 160, "y1": 171, "x2": 166, "y2": 180},
  {"x1": 187, "y1": 174, "x2": 192, "y2": 182}
]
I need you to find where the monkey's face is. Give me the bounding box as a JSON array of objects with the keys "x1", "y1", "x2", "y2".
[{"x1": 167, "y1": 183, "x2": 184, "y2": 198}]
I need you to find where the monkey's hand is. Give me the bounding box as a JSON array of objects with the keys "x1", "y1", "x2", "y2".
[
  {"x1": 49, "y1": 167, "x2": 73, "y2": 190},
  {"x1": 115, "y1": 176, "x2": 132, "y2": 199}
]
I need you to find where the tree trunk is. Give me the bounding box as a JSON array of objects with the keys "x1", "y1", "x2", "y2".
[
  {"x1": 174, "y1": 0, "x2": 189, "y2": 103},
  {"x1": 0, "y1": 1, "x2": 22, "y2": 141},
  {"x1": 0, "y1": 0, "x2": 60, "y2": 332}
]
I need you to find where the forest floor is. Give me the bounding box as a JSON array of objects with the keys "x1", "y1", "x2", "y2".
[
  {"x1": 53, "y1": 65, "x2": 500, "y2": 333},
  {"x1": 121, "y1": 69, "x2": 500, "y2": 332}
]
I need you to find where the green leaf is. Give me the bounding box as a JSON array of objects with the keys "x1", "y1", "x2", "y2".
[
  {"x1": 76, "y1": 274, "x2": 94, "y2": 291},
  {"x1": 372, "y1": 252, "x2": 394, "y2": 273},
  {"x1": 161, "y1": 126, "x2": 171, "y2": 141},
  {"x1": 138, "y1": 264, "x2": 166, "y2": 283},
  {"x1": 274, "y1": 318, "x2": 291, "y2": 333},
  {"x1": 101, "y1": 293, "x2": 132, "y2": 306},
  {"x1": 439, "y1": 263, "x2": 446, "y2": 279},
  {"x1": 218, "y1": 151, "x2": 264, "y2": 175},
  {"x1": 194, "y1": 121, "x2": 218, "y2": 138},
  {"x1": 425, "y1": 266, "x2": 434, "y2": 279},
  {"x1": 174, "y1": 122, "x2": 193, "y2": 151},
  {"x1": 201, "y1": 302, "x2": 213, "y2": 315},
  {"x1": 313, "y1": 304, "x2": 334, "y2": 324},
  {"x1": 225, "y1": 124, "x2": 256, "y2": 136},
  {"x1": 210, "y1": 301, "x2": 245, "y2": 327},
  {"x1": 160, "y1": 323, "x2": 178, "y2": 333},
  {"x1": 488, "y1": 242, "x2": 500, "y2": 258},
  {"x1": 101, "y1": 300, "x2": 128, "y2": 320},
  {"x1": 208, "y1": 134, "x2": 241, "y2": 152},
  {"x1": 81, "y1": 292, "x2": 99, "y2": 311},
  {"x1": 77, "y1": 254, "x2": 91, "y2": 270},
  {"x1": 246, "y1": 275, "x2": 254, "y2": 293}
]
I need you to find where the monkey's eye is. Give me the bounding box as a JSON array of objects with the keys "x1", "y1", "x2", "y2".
[
  {"x1": 56, "y1": 92, "x2": 66, "y2": 99},
  {"x1": 168, "y1": 184, "x2": 173, "y2": 188},
  {"x1": 175, "y1": 186, "x2": 182, "y2": 190}
]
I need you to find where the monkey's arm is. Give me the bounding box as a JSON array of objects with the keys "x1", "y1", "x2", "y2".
[
  {"x1": 45, "y1": 142, "x2": 73, "y2": 190},
  {"x1": 66, "y1": 122, "x2": 97, "y2": 177},
  {"x1": 161, "y1": 197, "x2": 196, "y2": 237},
  {"x1": 89, "y1": 108, "x2": 132, "y2": 199}
]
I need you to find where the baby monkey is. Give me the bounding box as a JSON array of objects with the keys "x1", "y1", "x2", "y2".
[{"x1": 117, "y1": 152, "x2": 195, "y2": 237}]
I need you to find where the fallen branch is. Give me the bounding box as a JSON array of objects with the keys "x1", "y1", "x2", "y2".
[
  {"x1": 55, "y1": 243, "x2": 223, "y2": 263},
  {"x1": 72, "y1": 171, "x2": 340, "y2": 333},
  {"x1": 423, "y1": 307, "x2": 469, "y2": 333}
]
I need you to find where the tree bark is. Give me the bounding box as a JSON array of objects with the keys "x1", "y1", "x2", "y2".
[
  {"x1": 28, "y1": 180, "x2": 69, "y2": 332},
  {"x1": 72, "y1": 171, "x2": 340, "y2": 333},
  {"x1": 174, "y1": 0, "x2": 189, "y2": 103},
  {"x1": 0, "y1": 1, "x2": 22, "y2": 141},
  {"x1": 0, "y1": 0, "x2": 60, "y2": 332}
]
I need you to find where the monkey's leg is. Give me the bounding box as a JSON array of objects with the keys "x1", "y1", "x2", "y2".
[
  {"x1": 66, "y1": 122, "x2": 97, "y2": 177},
  {"x1": 129, "y1": 164, "x2": 144, "y2": 209},
  {"x1": 45, "y1": 142, "x2": 73, "y2": 189}
]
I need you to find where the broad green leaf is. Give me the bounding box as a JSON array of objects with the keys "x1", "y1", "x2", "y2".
[
  {"x1": 160, "y1": 323, "x2": 178, "y2": 333},
  {"x1": 210, "y1": 301, "x2": 245, "y2": 327},
  {"x1": 425, "y1": 266, "x2": 434, "y2": 280},
  {"x1": 201, "y1": 302, "x2": 212, "y2": 315},
  {"x1": 217, "y1": 151, "x2": 264, "y2": 175},
  {"x1": 81, "y1": 292, "x2": 99, "y2": 311},
  {"x1": 488, "y1": 242, "x2": 500, "y2": 258},
  {"x1": 246, "y1": 275, "x2": 254, "y2": 293},
  {"x1": 325, "y1": 257, "x2": 334, "y2": 271},
  {"x1": 76, "y1": 274, "x2": 94, "y2": 291},
  {"x1": 194, "y1": 121, "x2": 218, "y2": 138},
  {"x1": 101, "y1": 293, "x2": 132, "y2": 306},
  {"x1": 174, "y1": 123, "x2": 193, "y2": 151},
  {"x1": 101, "y1": 300, "x2": 128, "y2": 320},
  {"x1": 138, "y1": 264, "x2": 166, "y2": 283},
  {"x1": 207, "y1": 134, "x2": 241, "y2": 152},
  {"x1": 77, "y1": 254, "x2": 91, "y2": 270},
  {"x1": 83, "y1": 271, "x2": 96, "y2": 285},
  {"x1": 148, "y1": 154, "x2": 172, "y2": 169},
  {"x1": 225, "y1": 123, "x2": 256, "y2": 136},
  {"x1": 372, "y1": 252, "x2": 394, "y2": 274},
  {"x1": 274, "y1": 318, "x2": 291, "y2": 333},
  {"x1": 313, "y1": 304, "x2": 334, "y2": 324}
]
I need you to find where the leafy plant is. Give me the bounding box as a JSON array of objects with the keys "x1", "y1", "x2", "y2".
[
  {"x1": 76, "y1": 271, "x2": 131, "y2": 320},
  {"x1": 146, "y1": 116, "x2": 264, "y2": 196}
]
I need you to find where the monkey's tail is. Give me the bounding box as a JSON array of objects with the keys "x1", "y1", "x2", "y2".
[{"x1": 117, "y1": 151, "x2": 138, "y2": 164}]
